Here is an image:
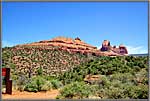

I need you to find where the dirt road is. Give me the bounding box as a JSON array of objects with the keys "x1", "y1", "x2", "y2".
[{"x1": 2, "y1": 90, "x2": 59, "y2": 100}]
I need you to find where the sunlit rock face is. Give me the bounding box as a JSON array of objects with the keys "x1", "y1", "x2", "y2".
[
  {"x1": 18, "y1": 36, "x2": 100, "y2": 56},
  {"x1": 100, "y1": 40, "x2": 110, "y2": 51},
  {"x1": 18, "y1": 37, "x2": 128, "y2": 56},
  {"x1": 119, "y1": 45, "x2": 128, "y2": 55},
  {"x1": 100, "y1": 40, "x2": 128, "y2": 55}
]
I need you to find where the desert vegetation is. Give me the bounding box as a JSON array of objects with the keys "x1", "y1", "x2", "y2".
[
  {"x1": 2, "y1": 46, "x2": 94, "y2": 77},
  {"x1": 57, "y1": 56, "x2": 148, "y2": 99},
  {"x1": 2, "y1": 46, "x2": 148, "y2": 99}
]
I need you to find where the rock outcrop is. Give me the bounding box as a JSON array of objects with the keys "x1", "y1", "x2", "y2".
[
  {"x1": 100, "y1": 40, "x2": 111, "y2": 51},
  {"x1": 18, "y1": 37, "x2": 102, "y2": 56},
  {"x1": 100, "y1": 40, "x2": 128, "y2": 55},
  {"x1": 18, "y1": 37, "x2": 128, "y2": 56},
  {"x1": 84, "y1": 74, "x2": 105, "y2": 84}
]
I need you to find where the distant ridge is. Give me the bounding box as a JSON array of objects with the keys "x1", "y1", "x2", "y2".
[{"x1": 129, "y1": 53, "x2": 148, "y2": 57}]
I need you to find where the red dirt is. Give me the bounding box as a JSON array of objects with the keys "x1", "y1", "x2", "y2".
[{"x1": 2, "y1": 90, "x2": 59, "y2": 100}]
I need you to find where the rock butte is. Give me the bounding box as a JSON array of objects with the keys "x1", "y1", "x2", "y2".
[
  {"x1": 100, "y1": 40, "x2": 128, "y2": 55},
  {"x1": 17, "y1": 37, "x2": 128, "y2": 56}
]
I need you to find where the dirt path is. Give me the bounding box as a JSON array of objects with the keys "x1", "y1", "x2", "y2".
[{"x1": 2, "y1": 89, "x2": 59, "y2": 100}]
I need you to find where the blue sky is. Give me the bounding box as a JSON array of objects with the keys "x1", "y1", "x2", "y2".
[{"x1": 2, "y1": 2, "x2": 148, "y2": 54}]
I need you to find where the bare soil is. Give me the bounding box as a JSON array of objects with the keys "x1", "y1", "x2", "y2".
[{"x1": 2, "y1": 90, "x2": 59, "y2": 100}]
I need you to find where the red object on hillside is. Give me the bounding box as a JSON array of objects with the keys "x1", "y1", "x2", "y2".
[
  {"x1": 2, "y1": 68, "x2": 12, "y2": 94},
  {"x1": 2, "y1": 68, "x2": 6, "y2": 76}
]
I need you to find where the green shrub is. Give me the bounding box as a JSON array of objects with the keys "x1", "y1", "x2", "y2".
[
  {"x1": 2, "y1": 76, "x2": 6, "y2": 85},
  {"x1": 100, "y1": 76, "x2": 111, "y2": 88},
  {"x1": 24, "y1": 76, "x2": 46, "y2": 92},
  {"x1": 17, "y1": 74, "x2": 29, "y2": 91},
  {"x1": 136, "y1": 84, "x2": 148, "y2": 99},
  {"x1": 123, "y1": 84, "x2": 148, "y2": 99},
  {"x1": 109, "y1": 73, "x2": 134, "y2": 83},
  {"x1": 50, "y1": 79, "x2": 63, "y2": 89},
  {"x1": 24, "y1": 80, "x2": 38, "y2": 92},
  {"x1": 95, "y1": 81, "x2": 148, "y2": 99},
  {"x1": 57, "y1": 81, "x2": 93, "y2": 99},
  {"x1": 105, "y1": 86, "x2": 125, "y2": 99},
  {"x1": 60, "y1": 56, "x2": 148, "y2": 85},
  {"x1": 37, "y1": 67, "x2": 43, "y2": 76},
  {"x1": 41, "y1": 81, "x2": 52, "y2": 91}
]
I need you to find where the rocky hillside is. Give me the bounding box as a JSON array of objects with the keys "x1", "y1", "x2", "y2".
[
  {"x1": 2, "y1": 45, "x2": 97, "y2": 78},
  {"x1": 2, "y1": 37, "x2": 128, "y2": 78}
]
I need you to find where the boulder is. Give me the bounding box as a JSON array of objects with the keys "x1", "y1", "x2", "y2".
[
  {"x1": 75, "y1": 37, "x2": 81, "y2": 41},
  {"x1": 84, "y1": 74, "x2": 104, "y2": 84}
]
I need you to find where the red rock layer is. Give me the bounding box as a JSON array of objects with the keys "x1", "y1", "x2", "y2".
[{"x1": 17, "y1": 37, "x2": 128, "y2": 56}]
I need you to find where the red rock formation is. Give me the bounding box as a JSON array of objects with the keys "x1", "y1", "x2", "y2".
[
  {"x1": 119, "y1": 44, "x2": 128, "y2": 54},
  {"x1": 17, "y1": 37, "x2": 127, "y2": 56},
  {"x1": 100, "y1": 40, "x2": 128, "y2": 55},
  {"x1": 100, "y1": 40, "x2": 111, "y2": 51}
]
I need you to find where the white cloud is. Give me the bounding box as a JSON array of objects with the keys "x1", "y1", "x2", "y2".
[
  {"x1": 2, "y1": 40, "x2": 15, "y2": 48},
  {"x1": 126, "y1": 45, "x2": 148, "y2": 54},
  {"x1": 96, "y1": 45, "x2": 101, "y2": 50}
]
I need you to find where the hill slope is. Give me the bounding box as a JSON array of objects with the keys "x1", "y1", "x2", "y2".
[
  {"x1": 58, "y1": 56, "x2": 148, "y2": 99},
  {"x1": 2, "y1": 46, "x2": 97, "y2": 78}
]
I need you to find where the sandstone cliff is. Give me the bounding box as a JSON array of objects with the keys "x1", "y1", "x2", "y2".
[
  {"x1": 100, "y1": 40, "x2": 128, "y2": 55},
  {"x1": 17, "y1": 37, "x2": 127, "y2": 56}
]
